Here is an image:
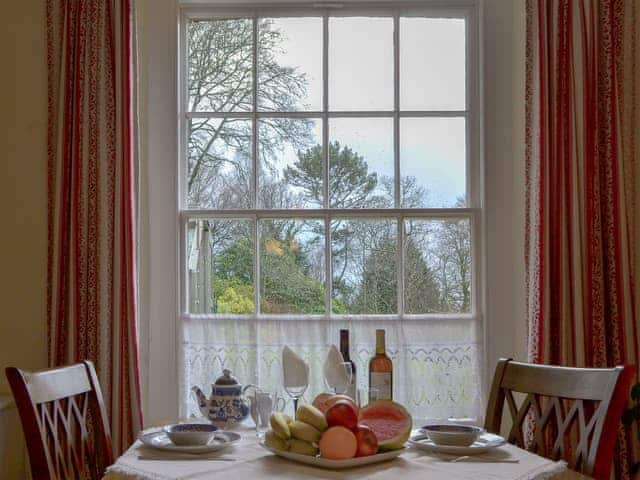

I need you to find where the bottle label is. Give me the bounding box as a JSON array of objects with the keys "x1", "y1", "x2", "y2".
[{"x1": 370, "y1": 372, "x2": 392, "y2": 400}]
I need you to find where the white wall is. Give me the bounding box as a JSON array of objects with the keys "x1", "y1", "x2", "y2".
[
  {"x1": 483, "y1": 0, "x2": 528, "y2": 382},
  {"x1": 136, "y1": 0, "x2": 180, "y2": 425}
]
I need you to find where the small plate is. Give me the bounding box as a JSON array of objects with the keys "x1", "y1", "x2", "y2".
[
  {"x1": 409, "y1": 432, "x2": 505, "y2": 455},
  {"x1": 139, "y1": 429, "x2": 240, "y2": 454},
  {"x1": 260, "y1": 442, "x2": 405, "y2": 470}
]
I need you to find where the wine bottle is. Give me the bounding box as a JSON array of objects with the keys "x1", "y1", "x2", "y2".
[
  {"x1": 340, "y1": 329, "x2": 357, "y2": 401},
  {"x1": 368, "y1": 329, "x2": 393, "y2": 400}
]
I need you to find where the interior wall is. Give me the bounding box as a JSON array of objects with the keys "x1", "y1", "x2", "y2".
[
  {"x1": 512, "y1": 0, "x2": 528, "y2": 362},
  {"x1": 483, "y1": 0, "x2": 528, "y2": 390},
  {"x1": 0, "y1": 0, "x2": 48, "y2": 394}
]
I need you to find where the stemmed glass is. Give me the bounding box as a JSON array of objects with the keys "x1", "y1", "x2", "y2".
[
  {"x1": 282, "y1": 348, "x2": 309, "y2": 415},
  {"x1": 284, "y1": 383, "x2": 308, "y2": 415},
  {"x1": 325, "y1": 362, "x2": 354, "y2": 395}
]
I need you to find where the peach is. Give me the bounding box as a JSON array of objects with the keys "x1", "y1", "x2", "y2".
[{"x1": 319, "y1": 426, "x2": 358, "y2": 460}]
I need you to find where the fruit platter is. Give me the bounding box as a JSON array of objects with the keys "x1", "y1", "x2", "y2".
[{"x1": 262, "y1": 393, "x2": 412, "y2": 469}]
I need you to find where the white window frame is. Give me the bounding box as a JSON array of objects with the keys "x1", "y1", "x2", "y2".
[
  {"x1": 177, "y1": 1, "x2": 483, "y2": 324},
  {"x1": 135, "y1": 0, "x2": 511, "y2": 424}
]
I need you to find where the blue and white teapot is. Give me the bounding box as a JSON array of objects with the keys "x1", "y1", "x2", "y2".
[{"x1": 192, "y1": 369, "x2": 251, "y2": 426}]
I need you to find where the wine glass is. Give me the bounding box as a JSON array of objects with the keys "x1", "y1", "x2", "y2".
[
  {"x1": 284, "y1": 384, "x2": 308, "y2": 415},
  {"x1": 327, "y1": 362, "x2": 353, "y2": 395},
  {"x1": 282, "y1": 349, "x2": 309, "y2": 415}
]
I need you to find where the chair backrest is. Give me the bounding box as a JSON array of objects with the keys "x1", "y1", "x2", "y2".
[
  {"x1": 484, "y1": 358, "x2": 634, "y2": 479},
  {"x1": 6, "y1": 361, "x2": 114, "y2": 480}
]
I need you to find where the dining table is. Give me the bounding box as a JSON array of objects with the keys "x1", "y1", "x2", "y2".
[{"x1": 103, "y1": 424, "x2": 590, "y2": 480}]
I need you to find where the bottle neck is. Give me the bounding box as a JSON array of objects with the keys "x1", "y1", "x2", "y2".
[
  {"x1": 375, "y1": 330, "x2": 386, "y2": 355},
  {"x1": 340, "y1": 330, "x2": 351, "y2": 361}
]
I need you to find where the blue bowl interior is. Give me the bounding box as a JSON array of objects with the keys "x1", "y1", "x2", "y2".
[
  {"x1": 164, "y1": 423, "x2": 218, "y2": 434},
  {"x1": 422, "y1": 424, "x2": 482, "y2": 434}
]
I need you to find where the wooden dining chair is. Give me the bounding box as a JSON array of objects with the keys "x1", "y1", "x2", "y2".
[
  {"x1": 6, "y1": 361, "x2": 114, "y2": 480},
  {"x1": 484, "y1": 358, "x2": 634, "y2": 479}
]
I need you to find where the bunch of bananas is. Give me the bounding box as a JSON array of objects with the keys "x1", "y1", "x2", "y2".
[{"x1": 264, "y1": 404, "x2": 328, "y2": 456}]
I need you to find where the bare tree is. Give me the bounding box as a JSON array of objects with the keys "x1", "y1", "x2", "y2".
[{"x1": 187, "y1": 18, "x2": 313, "y2": 208}]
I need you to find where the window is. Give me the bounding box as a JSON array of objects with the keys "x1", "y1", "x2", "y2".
[{"x1": 179, "y1": 3, "x2": 482, "y2": 421}]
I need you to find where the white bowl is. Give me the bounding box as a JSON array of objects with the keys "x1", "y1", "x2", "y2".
[
  {"x1": 422, "y1": 424, "x2": 484, "y2": 447},
  {"x1": 163, "y1": 423, "x2": 218, "y2": 446}
]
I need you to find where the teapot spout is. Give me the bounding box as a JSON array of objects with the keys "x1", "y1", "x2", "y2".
[{"x1": 191, "y1": 386, "x2": 207, "y2": 409}]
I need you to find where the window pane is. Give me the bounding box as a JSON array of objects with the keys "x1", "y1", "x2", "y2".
[
  {"x1": 400, "y1": 18, "x2": 466, "y2": 111},
  {"x1": 258, "y1": 118, "x2": 323, "y2": 209},
  {"x1": 329, "y1": 17, "x2": 393, "y2": 111},
  {"x1": 331, "y1": 219, "x2": 397, "y2": 314},
  {"x1": 258, "y1": 18, "x2": 322, "y2": 111},
  {"x1": 187, "y1": 219, "x2": 254, "y2": 314},
  {"x1": 404, "y1": 218, "x2": 471, "y2": 313},
  {"x1": 260, "y1": 219, "x2": 326, "y2": 313},
  {"x1": 329, "y1": 118, "x2": 394, "y2": 208},
  {"x1": 188, "y1": 19, "x2": 253, "y2": 112},
  {"x1": 187, "y1": 118, "x2": 252, "y2": 209},
  {"x1": 400, "y1": 117, "x2": 466, "y2": 208}
]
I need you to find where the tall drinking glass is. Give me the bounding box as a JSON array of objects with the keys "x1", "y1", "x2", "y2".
[{"x1": 250, "y1": 389, "x2": 285, "y2": 437}]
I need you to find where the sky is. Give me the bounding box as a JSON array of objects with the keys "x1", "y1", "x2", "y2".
[{"x1": 259, "y1": 15, "x2": 467, "y2": 208}]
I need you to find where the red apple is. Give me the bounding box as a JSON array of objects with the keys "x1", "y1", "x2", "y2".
[
  {"x1": 325, "y1": 400, "x2": 359, "y2": 430},
  {"x1": 354, "y1": 424, "x2": 378, "y2": 457},
  {"x1": 324, "y1": 394, "x2": 359, "y2": 415}
]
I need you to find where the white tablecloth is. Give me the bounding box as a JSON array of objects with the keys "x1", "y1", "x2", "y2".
[{"x1": 104, "y1": 429, "x2": 586, "y2": 480}]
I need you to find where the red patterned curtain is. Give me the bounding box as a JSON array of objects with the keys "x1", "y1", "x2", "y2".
[
  {"x1": 525, "y1": 0, "x2": 639, "y2": 477},
  {"x1": 46, "y1": 0, "x2": 143, "y2": 454}
]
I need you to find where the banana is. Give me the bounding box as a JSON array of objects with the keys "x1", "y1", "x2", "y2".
[
  {"x1": 265, "y1": 429, "x2": 289, "y2": 451},
  {"x1": 270, "y1": 412, "x2": 292, "y2": 440},
  {"x1": 296, "y1": 404, "x2": 328, "y2": 432},
  {"x1": 288, "y1": 438, "x2": 318, "y2": 456},
  {"x1": 289, "y1": 420, "x2": 322, "y2": 444}
]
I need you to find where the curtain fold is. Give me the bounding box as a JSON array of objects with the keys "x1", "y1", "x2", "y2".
[
  {"x1": 47, "y1": 0, "x2": 143, "y2": 454},
  {"x1": 525, "y1": 0, "x2": 639, "y2": 477}
]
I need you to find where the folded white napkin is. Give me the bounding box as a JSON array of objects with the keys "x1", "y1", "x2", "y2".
[
  {"x1": 282, "y1": 346, "x2": 309, "y2": 388},
  {"x1": 323, "y1": 345, "x2": 347, "y2": 390}
]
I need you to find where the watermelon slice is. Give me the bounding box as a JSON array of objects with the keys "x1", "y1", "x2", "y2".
[{"x1": 358, "y1": 400, "x2": 412, "y2": 451}]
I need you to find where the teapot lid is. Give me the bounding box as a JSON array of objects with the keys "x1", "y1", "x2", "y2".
[{"x1": 214, "y1": 369, "x2": 239, "y2": 386}]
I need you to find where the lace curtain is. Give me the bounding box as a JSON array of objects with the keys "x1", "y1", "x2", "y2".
[{"x1": 180, "y1": 317, "x2": 483, "y2": 422}]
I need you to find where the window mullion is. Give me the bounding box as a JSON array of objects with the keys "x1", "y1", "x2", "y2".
[
  {"x1": 322, "y1": 13, "x2": 329, "y2": 210},
  {"x1": 323, "y1": 13, "x2": 332, "y2": 317},
  {"x1": 252, "y1": 17, "x2": 260, "y2": 315},
  {"x1": 253, "y1": 216, "x2": 260, "y2": 315},
  {"x1": 394, "y1": 14, "x2": 404, "y2": 316},
  {"x1": 252, "y1": 17, "x2": 259, "y2": 209}
]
